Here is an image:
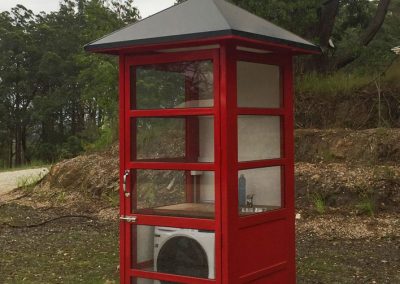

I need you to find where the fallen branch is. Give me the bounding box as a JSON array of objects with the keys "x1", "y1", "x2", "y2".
[{"x1": 1, "y1": 215, "x2": 96, "y2": 229}]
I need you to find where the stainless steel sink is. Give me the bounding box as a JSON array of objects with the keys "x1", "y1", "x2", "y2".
[{"x1": 239, "y1": 207, "x2": 268, "y2": 213}]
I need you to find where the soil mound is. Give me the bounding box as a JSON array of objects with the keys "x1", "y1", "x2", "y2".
[
  {"x1": 32, "y1": 129, "x2": 400, "y2": 213},
  {"x1": 295, "y1": 128, "x2": 400, "y2": 164},
  {"x1": 296, "y1": 162, "x2": 400, "y2": 212},
  {"x1": 33, "y1": 145, "x2": 119, "y2": 210}
]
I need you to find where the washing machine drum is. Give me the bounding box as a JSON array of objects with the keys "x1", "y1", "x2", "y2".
[{"x1": 157, "y1": 236, "x2": 209, "y2": 283}]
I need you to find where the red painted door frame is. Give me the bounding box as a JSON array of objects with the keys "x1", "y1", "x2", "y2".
[
  {"x1": 219, "y1": 43, "x2": 295, "y2": 283},
  {"x1": 120, "y1": 49, "x2": 222, "y2": 284},
  {"x1": 118, "y1": 41, "x2": 295, "y2": 284}
]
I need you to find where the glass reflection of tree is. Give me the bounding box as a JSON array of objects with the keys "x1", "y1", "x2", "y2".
[
  {"x1": 136, "y1": 61, "x2": 213, "y2": 109},
  {"x1": 137, "y1": 170, "x2": 185, "y2": 210}
]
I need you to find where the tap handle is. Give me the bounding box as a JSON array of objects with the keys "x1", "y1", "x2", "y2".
[{"x1": 246, "y1": 194, "x2": 255, "y2": 207}]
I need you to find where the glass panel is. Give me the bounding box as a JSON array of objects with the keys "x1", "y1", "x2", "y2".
[
  {"x1": 237, "y1": 61, "x2": 281, "y2": 108},
  {"x1": 238, "y1": 116, "x2": 281, "y2": 162},
  {"x1": 133, "y1": 117, "x2": 214, "y2": 162},
  {"x1": 131, "y1": 278, "x2": 182, "y2": 284},
  {"x1": 131, "y1": 278, "x2": 155, "y2": 284},
  {"x1": 131, "y1": 225, "x2": 215, "y2": 281},
  {"x1": 132, "y1": 60, "x2": 213, "y2": 110},
  {"x1": 132, "y1": 170, "x2": 215, "y2": 219},
  {"x1": 238, "y1": 167, "x2": 282, "y2": 216}
]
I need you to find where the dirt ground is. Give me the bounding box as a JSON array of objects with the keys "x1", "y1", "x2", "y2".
[
  {"x1": 0, "y1": 201, "x2": 119, "y2": 284},
  {"x1": 2, "y1": 130, "x2": 399, "y2": 283},
  {"x1": 0, "y1": 194, "x2": 399, "y2": 284}
]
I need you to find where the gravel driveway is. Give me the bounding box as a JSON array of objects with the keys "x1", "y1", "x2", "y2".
[{"x1": 0, "y1": 168, "x2": 49, "y2": 196}]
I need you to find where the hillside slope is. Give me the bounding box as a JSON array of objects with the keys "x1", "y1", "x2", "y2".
[{"x1": 32, "y1": 129, "x2": 400, "y2": 213}]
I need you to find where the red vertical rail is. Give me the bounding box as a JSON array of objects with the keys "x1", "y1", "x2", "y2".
[
  {"x1": 130, "y1": 67, "x2": 138, "y2": 213},
  {"x1": 220, "y1": 43, "x2": 239, "y2": 284},
  {"x1": 185, "y1": 73, "x2": 200, "y2": 202},
  {"x1": 130, "y1": 66, "x2": 138, "y2": 284},
  {"x1": 283, "y1": 56, "x2": 296, "y2": 284},
  {"x1": 212, "y1": 49, "x2": 222, "y2": 284},
  {"x1": 119, "y1": 55, "x2": 128, "y2": 284},
  {"x1": 125, "y1": 60, "x2": 137, "y2": 284}
]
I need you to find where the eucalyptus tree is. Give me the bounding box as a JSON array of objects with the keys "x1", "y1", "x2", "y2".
[{"x1": 0, "y1": 0, "x2": 139, "y2": 167}]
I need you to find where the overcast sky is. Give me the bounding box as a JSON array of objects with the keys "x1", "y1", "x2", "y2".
[{"x1": 0, "y1": 0, "x2": 176, "y2": 18}]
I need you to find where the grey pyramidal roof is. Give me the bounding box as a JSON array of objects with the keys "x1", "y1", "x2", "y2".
[{"x1": 85, "y1": 0, "x2": 319, "y2": 52}]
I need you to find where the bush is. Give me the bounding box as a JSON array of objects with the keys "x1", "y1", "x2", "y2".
[{"x1": 59, "y1": 136, "x2": 84, "y2": 159}]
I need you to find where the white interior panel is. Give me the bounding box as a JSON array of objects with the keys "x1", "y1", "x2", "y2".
[
  {"x1": 237, "y1": 61, "x2": 281, "y2": 108},
  {"x1": 238, "y1": 116, "x2": 281, "y2": 162},
  {"x1": 239, "y1": 167, "x2": 282, "y2": 207}
]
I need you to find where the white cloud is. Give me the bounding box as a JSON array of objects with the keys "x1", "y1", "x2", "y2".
[{"x1": 0, "y1": 0, "x2": 60, "y2": 14}]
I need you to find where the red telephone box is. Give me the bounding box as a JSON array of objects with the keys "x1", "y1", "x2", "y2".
[{"x1": 85, "y1": 0, "x2": 319, "y2": 283}]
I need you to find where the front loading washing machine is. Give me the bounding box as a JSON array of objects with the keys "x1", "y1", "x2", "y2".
[{"x1": 153, "y1": 227, "x2": 215, "y2": 283}]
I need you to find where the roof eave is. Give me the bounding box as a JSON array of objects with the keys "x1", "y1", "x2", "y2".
[{"x1": 84, "y1": 31, "x2": 321, "y2": 55}]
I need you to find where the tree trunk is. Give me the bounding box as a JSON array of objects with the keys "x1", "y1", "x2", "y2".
[
  {"x1": 361, "y1": 0, "x2": 391, "y2": 45},
  {"x1": 318, "y1": 0, "x2": 340, "y2": 50},
  {"x1": 314, "y1": 0, "x2": 340, "y2": 71},
  {"x1": 9, "y1": 138, "x2": 13, "y2": 168},
  {"x1": 304, "y1": 0, "x2": 340, "y2": 72},
  {"x1": 336, "y1": 0, "x2": 391, "y2": 69},
  {"x1": 22, "y1": 125, "x2": 29, "y2": 164},
  {"x1": 97, "y1": 107, "x2": 103, "y2": 128},
  {"x1": 15, "y1": 124, "x2": 22, "y2": 167}
]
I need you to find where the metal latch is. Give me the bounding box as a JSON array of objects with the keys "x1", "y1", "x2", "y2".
[
  {"x1": 120, "y1": 216, "x2": 137, "y2": 223},
  {"x1": 123, "y1": 170, "x2": 130, "y2": 197}
]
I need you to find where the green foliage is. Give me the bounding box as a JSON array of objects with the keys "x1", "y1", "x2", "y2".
[
  {"x1": 231, "y1": 0, "x2": 320, "y2": 39},
  {"x1": 84, "y1": 120, "x2": 118, "y2": 152},
  {"x1": 296, "y1": 72, "x2": 372, "y2": 97},
  {"x1": 356, "y1": 197, "x2": 375, "y2": 216},
  {"x1": 384, "y1": 59, "x2": 400, "y2": 88},
  {"x1": 17, "y1": 171, "x2": 47, "y2": 192},
  {"x1": 311, "y1": 193, "x2": 326, "y2": 214},
  {"x1": 1, "y1": 0, "x2": 399, "y2": 169},
  {"x1": 60, "y1": 136, "x2": 84, "y2": 159},
  {"x1": 0, "y1": 0, "x2": 139, "y2": 168}
]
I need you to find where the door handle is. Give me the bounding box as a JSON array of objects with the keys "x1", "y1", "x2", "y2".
[
  {"x1": 123, "y1": 170, "x2": 130, "y2": 197},
  {"x1": 120, "y1": 215, "x2": 137, "y2": 223}
]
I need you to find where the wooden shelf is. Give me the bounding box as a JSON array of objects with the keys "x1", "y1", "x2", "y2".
[
  {"x1": 137, "y1": 203, "x2": 215, "y2": 219},
  {"x1": 136, "y1": 203, "x2": 280, "y2": 219}
]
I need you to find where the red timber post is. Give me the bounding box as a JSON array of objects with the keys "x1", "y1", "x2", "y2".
[
  {"x1": 283, "y1": 55, "x2": 296, "y2": 283},
  {"x1": 220, "y1": 42, "x2": 239, "y2": 284},
  {"x1": 118, "y1": 54, "x2": 128, "y2": 284}
]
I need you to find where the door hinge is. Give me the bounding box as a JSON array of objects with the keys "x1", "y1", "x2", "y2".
[{"x1": 120, "y1": 215, "x2": 137, "y2": 223}]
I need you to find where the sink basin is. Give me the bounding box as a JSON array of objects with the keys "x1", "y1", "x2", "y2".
[{"x1": 239, "y1": 207, "x2": 268, "y2": 213}]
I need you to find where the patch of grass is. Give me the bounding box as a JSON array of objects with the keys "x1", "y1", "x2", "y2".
[
  {"x1": 296, "y1": 72, "x2": 372, "y2": 97},
  {"x1": 319, "y1": 148, "x2": 336, "y2": 162},
  {"x1": 56, "y1": 191, "x2": 67, "y2": 203},
  {"x1": 374, "y1": 127, "x2": 389, "y2": 137},
  {"x1": 311, "y1": 193, "x2": 326, "y2": 214},
  {"x1": 374, "y1": 165, "x2": 397, "y2": 180},
  {"x1": 0, "y1": 204, "x2": 119, "y2": 284},
  {"x1": 105, "y1": 192, "x2": 119, "y2": 207},
  {"x1": 384, "y1": 59, "x2": 400, "y2": 89},
  {"x1": 356, "y1": 198, "x2": 375, "y2": 217},
  {"x1": 297, "y1": 255, "x2": 343, "y2": 277},
  {"x1": 17, "y1": 171, "x2": 47, "y2": 192}
]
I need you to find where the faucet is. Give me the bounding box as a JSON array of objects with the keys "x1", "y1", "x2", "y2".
[{"x1": 246, "y1": 194, "x2": 255, "y2": 208}]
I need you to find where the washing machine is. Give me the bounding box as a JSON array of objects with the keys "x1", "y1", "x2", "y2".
[{"x1": 153, "y1": 226, "x2": 215, "y2": 283}]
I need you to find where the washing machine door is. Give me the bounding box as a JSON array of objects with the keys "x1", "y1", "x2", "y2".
[{"x1": 157, "y1": 236, "x2": 209, "y2": 283}]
